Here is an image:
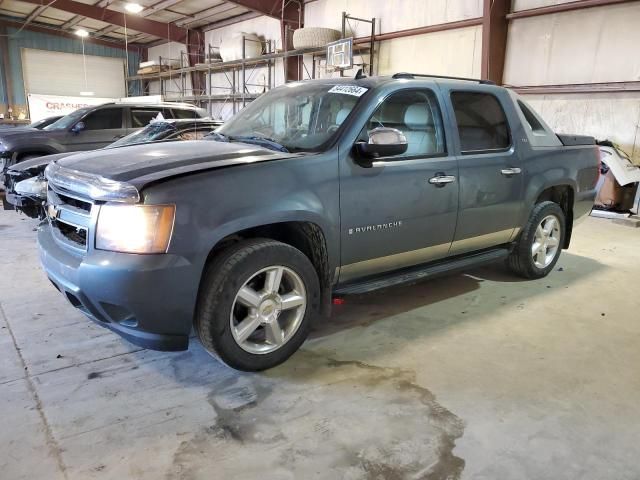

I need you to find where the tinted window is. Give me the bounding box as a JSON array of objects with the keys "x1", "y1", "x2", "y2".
[
  {"x1": 131, "y1": 108, "x2": 164, "y2": 127},
  {"x1": 83, "y1": 108, "x2": 123, "y2": 130},
  {"x1": 518, "y1": 100, "x2": 544, "y2": 132},
  {"x1": 172, "y1": 109, "x2": 199, "y2": 119},
  {"x1": 451, "y1": 92, "x2": 510, "y2": 153},
  {"x1": 361, "y1": 89, "x2": 445, "y2": 157}
]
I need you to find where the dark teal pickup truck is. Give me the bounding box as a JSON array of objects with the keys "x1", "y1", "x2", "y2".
[{"x1": 38, "y1": 73, "x2": 599, "y2": 371}]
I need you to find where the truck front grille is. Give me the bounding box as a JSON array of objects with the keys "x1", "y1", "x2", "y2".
[
  {"x1": 57, "y1": 192, "x2": 92, "y2": 213},
  {"x1": 52, "y1": 218, "x2": 88, "y2": 248},
  {"x1": 47, "y1": 186, "x2": 94, "y2": 252}
]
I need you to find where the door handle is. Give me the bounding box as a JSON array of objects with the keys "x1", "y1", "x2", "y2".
[
  {"x1": 501, "y1": 167, "x2": 522, "y2": 176},
  {"x1": 428, "y1": 175, "x2": 456, "y2": 187},
  {"x1": 112, "y1": 134, "x2": 125, "y2": 140}
]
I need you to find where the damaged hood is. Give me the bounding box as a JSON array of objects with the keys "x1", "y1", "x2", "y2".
[{"x1": 55, "y1": 140, "x2": 300, "y2": 189}]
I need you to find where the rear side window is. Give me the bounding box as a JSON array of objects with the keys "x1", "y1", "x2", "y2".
[
  {"x1": 172, "y1": 109, "x2": 199, "y2": 119},
  {"x1": 83, "y1": 108, "x2": 123, "y2": 130},
  {"x1": 451, "y1": 92, "x2": 510, "y2": 153},
  {"x1": 518, "y1": 100, "x2": 545, "y2": 133},
  {"x1": 130, "y1": 108, "x2": 164, "y2": 127}
]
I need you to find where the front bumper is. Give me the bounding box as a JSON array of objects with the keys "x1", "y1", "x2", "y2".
[{"x1": 38, "y1": 222, "x2": 201, "y2": 351}]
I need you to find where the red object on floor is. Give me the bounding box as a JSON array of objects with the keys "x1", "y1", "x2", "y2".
[{"x1": 332, "y1": 297, "x2": 345, "y2": 305}]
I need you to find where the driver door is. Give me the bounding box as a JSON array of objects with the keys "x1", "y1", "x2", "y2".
[{"x1": 339, "y1": 88, "x2": 459, "y2": 283}]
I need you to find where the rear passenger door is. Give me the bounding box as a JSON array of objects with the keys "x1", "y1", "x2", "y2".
[
  {"x1": 65, "y1": 107, "x2": 126, "y2": 151},
  {"x1": 445, "y1": 89, "x2": 524, "y2": 255},
  {"x1": 339, "y1": 88, "x2": 459, "y2": 282}
]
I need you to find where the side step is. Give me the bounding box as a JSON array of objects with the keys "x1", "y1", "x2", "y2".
[{"x1": 333, "y1": 248, "x2": 510, "y2": 296}]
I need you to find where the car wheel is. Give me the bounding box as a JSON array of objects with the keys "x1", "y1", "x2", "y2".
[
  {"x1": 507, "y1": 201, "x2": 566, "y2": 279},
  {"x1": 195, "y1": 238, "x2": 320, "y2": 371}
]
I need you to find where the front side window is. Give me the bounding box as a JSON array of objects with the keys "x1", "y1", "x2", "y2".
[
  {"x1": 360, "y1": 89, "x2": 446, "y2": 157},
  {"x1": 451, "y1": 92, "x2": 510, "y2": 153},
  {"x1": 218, "y1": 83, "x2": 365, "y2": 152},
  {"x1": 83, "y1": 108, "x2": 123, "y2": 130},
  {"x1": 44, "y1": 107, "x2": 92, "y2": 131}
]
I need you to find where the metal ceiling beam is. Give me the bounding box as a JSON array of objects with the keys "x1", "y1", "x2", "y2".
[
  {"x1": 25, "y1": 4, "x2": 50, "y2": 24},
  {"x1": 0, "y1": 15, "x2": 147, "y2": 51},
  {"x1": 60, "y1": 0, "x2": 112, "y2": 30},
  {"x1": 92, "y1": 0, "x2": 187, "y2": 40},
  {"x1": 506, "y1": 0, "x2": 637, "y2": 19},
  {"x1": 175, "y1": 3, "x2": 239, "y2": 27},
  {"x1": 18, "y1": 0, "x2": 189, "y2": 42},
  {"x1": 223, "y1": 0, "x2": 299, "y2": 24},
  {"x1": 481, "y1": 0, "x2": 511, "y2": 85}
]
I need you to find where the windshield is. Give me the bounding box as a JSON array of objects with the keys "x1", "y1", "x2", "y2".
[
  {"x1": 44, "y1": 108, "x2": 92, "y2": 131},
  {"x1": 109, "y1": 122, "x2": 177, "y2": 148},
  {"x1": 218, "y1": 83, "x2": 367, "y2": 151}
]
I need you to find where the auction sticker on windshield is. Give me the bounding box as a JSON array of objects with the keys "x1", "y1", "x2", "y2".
[{"x1": 328, "y1": 85, "x2": 369, "y2": 97}]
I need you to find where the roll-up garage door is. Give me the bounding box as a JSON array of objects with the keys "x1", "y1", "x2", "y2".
[{"x1": 21, "y1": 48, "x2": 126, "y2": 98}]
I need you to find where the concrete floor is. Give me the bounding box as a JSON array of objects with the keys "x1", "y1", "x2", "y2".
[{"x1": 1, "y1": 209, "x2": 639, "y2": 480}]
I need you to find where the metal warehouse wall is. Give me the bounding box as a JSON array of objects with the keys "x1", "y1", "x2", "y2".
[
  {"x1": 505, "y1": 1, "x2": 640, "y2": 163},
  {"x1": 146, "y1": 0, "x2": 640, "y2": 161},
  {"x1": 0, "y1": 27, "x2": 141, "y2": 116}
]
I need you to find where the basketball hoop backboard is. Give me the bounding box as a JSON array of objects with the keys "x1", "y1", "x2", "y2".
[{"x1": 326, "y1": 37, "x2": 353, "y2": 71}]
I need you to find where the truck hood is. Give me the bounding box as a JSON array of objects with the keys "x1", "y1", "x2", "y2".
[{"x1": 55, "y1": 140, "x2": 301, "y2": 188}]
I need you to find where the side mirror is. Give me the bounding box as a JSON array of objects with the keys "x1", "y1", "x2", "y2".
[
  {"x1": 71, "y1": 121, "x2": 85, "y2": 134},
  {"x1": 355, "y1": 127, "x2": 408, "y2": 160}
]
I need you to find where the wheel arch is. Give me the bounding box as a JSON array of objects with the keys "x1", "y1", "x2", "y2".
[
  {"x1": 199, "y1": 219, "x2": 334, "y2": 317},
  {"x1": 534, "y1": 184, "x2": 575, "y2": 248}
]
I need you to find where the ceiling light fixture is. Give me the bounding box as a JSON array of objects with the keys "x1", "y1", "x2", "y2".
[
  {"x1": 75, "y1": 29, "x2": 89, "y2": 37},
  {"x1": 125, "y1": 3, "x2": 144, "y2": 13}
]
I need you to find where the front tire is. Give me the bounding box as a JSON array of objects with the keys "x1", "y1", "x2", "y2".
[
  {"x1": 507, "y1": 201, "x2": 566, "y2": 279},
  {"x1": 195, "y1": 239, "x2": 320, "y2": 371}
]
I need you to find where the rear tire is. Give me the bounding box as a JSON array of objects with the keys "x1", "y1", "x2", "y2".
[
  {"x1": 507, "y1": 201, "x2": 566, "y2": 279},
  {"x1": 195, "y1": 239, "x2": 320, "y2": 371}
]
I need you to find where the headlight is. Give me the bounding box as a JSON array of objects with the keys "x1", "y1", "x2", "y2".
[
  {"x1": 15, "y1": 177, "x2": 48, "y2": 198},
  {"x1": 96, "y1": 204, "x2": 175, "y2": 254}
]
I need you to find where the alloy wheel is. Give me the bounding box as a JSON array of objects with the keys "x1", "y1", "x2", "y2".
[
  {"x1": 230, "y1": 265, "x2": 307, "y2": 354},
  {"x1": 531, "y1": 214, "x2": 561, "y2": 269}
]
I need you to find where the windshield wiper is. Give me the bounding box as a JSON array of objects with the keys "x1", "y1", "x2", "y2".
[{"x1": 228, "y1": 135, "x2": 290, "y2": 153}]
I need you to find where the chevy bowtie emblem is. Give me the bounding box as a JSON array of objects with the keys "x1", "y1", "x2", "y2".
[{"x1": 47, "y1": 204, "x2": 60, "y2": 220}]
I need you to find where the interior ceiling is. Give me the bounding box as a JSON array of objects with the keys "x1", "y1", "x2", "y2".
[{"x1": 0, "y1": 0, "x2": 255, "y2": 45}]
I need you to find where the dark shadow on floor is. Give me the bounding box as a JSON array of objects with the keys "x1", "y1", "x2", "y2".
[{"x1": 309, "y1": 251, "x2": 605, "y2": 341}]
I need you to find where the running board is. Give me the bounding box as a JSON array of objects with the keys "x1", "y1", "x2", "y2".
[{"x1": 333, "y1": 248, "x2": 510, "y2": 295}]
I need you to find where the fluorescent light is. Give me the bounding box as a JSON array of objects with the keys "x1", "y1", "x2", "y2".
[
  {"x1": 125, "y1": 3, "x2": 144, "y2": 13},
  {"x1": 80, "y1": 91, "x2": 95, "y2": 96},
  {"x1": 75, "y1": 29, "x2": 89, "y2": 37}
]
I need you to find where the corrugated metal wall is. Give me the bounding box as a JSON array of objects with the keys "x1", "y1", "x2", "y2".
[{"x1": 1, "y1": 26, "x2": 141, "y2": 109}]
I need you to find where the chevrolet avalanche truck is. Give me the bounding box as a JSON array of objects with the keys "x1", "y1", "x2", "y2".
[{"x1": 37, "y1": 74, "x2": 599, "y2": 371}]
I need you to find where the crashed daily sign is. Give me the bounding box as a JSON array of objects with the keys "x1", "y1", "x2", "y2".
[{"x1": 27, "y1": 93, "x2": 115, "y2": 122}]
